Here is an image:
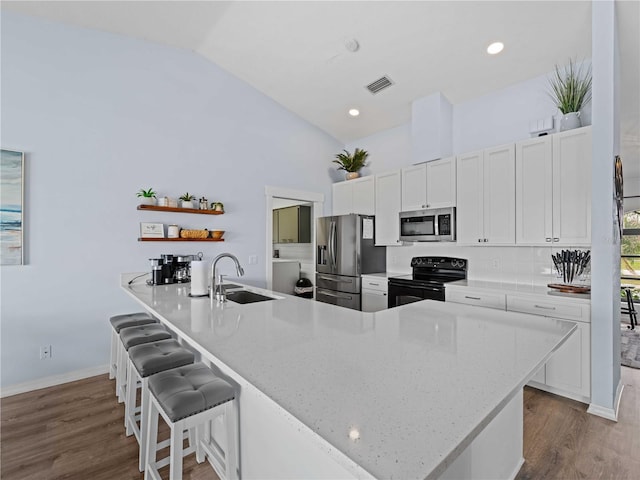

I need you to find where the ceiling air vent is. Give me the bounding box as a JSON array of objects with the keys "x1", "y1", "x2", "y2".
[{"x1": 366, "y1": 76, "x2": 394, "y2": 94}]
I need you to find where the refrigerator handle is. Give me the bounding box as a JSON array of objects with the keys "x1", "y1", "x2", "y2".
[{"x1": 329, "y1": 221, "x2": 337, "y2": 270}]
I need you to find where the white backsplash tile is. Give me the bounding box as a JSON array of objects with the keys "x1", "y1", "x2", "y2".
[{"x1": 387, "y1": 243, "x2": 562, "y2": 286}]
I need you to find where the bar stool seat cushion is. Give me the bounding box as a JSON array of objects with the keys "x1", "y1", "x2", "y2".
[
  {"x1": 110, "y1": 313, "x2": 156, "y2": 332},
  {"x1": 148, "y1": 364, "x2": 235, "y2": 422},
  {"x1": 120, "y1": 324, "x2": 171, "y2": 350},
  {"x1": 129, "y1": 339, "x2": 195, "y2": 378}
]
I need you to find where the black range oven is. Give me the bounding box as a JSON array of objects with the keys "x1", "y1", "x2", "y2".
[{"x1": 388, "y1": 257, "x2": 467, "y2": 308}]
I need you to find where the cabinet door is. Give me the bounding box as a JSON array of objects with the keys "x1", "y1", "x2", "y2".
[
  {"x1": 332, "y1": 182, "x2": 352, "y2": 216},
  {"x1": 483, "y1": 144, "x2": 515, "y2": 244},
  {"x1": 375, "y1": 170, "x2": 402, "y2": 246},
  {"x1": 516, "y1": 136, "x2": 553, "y2": 244},
  {"x1": 552, "y1": 127, "x2": 592, "y2": 245},
  {"x1": 278, "y1": 207, "x2": 299, "y2": 243},
  {"x1": 426, "y1": 157, "x2": 457, "y2": 208},
  {"x1": 401, "y1": 164, "x2": 427, "y2": 211},
  {"x1": 351, "y1": 176, "x2": 375, "y2": 215},
  {"x1": 545, "y1": 321, "x2": 590, "y2": 399},
  {"x1": 456, "y1": 151, "x2": 484, "y2": 244}
]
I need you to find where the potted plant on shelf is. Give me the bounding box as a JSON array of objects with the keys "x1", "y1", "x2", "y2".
[
  {"x1": 136, "y1": 187, "x2": 157, "y2": 206},
  {"x1": 210, "y1": 201, "x2": 224, "y2": 213},
  {"x1": 332, "y1": 148, "x2": 369, "y2": 180},
  {"x1": 179, "y1": 192, "x2": 195, "y2": 209},
  {"x1": 548, "y1": 58, "x2": 592, "y2": 131}
]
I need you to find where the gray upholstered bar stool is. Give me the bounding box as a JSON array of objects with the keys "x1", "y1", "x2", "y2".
[
  {"x1": 109, "y1": 313, "x2": 156, "y2": 395},
  {"x1": 117, "y1": 324, "x2": 172, "y2": 403},
  {"x1": 144, "y1": 363, "x2": 238, "y2": 480},
  {"x1": 126, "y1": 339, "x2": 195, "y2": 472}
]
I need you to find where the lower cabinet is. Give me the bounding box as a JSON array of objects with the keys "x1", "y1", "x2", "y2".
[
  {"x1": 361, "y1": 276, "x2": 388, "y2": 312},
  {"x1": 507, "y1": 294, "x2": 591, "y2": 403},
  {"x1": 447, "y1": 287, "x2": 591, "y2": 403}
]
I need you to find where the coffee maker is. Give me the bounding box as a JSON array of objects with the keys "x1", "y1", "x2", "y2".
[
  {"x1": 174, "y1": 255, "x2": 192, "y2": 283},
  {"x1": 149, "y1": 258, "x2": 164, "y2": 285},
  {"x1": 149, "y1": 253, "x2": 201, "y2": 285}
]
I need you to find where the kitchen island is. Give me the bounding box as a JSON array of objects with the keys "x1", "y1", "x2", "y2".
[{"x1": 121, "y1": 274, "x2": 576, "y2": 480}]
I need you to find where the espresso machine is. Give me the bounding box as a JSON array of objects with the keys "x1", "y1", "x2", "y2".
[{"x1": 149, "y1": 253, "x2": 202, "y2": 285}]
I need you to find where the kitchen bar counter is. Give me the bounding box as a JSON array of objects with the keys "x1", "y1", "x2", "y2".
[
  {"x1": 121, "y1": 273, "x2": 576, "y2": 479},
  {"x1": 447, "y1": 279, "x2": 591, "y2": 302}
]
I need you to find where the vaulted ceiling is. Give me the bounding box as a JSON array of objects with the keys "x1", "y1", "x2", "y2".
[{"x1": 3, "y1": 1, "x2": 638, "y2": 175}]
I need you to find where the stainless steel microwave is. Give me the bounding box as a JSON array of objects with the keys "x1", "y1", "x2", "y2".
[{"x1": 399, "y1": 207, "x2": 456, "y2": 242}]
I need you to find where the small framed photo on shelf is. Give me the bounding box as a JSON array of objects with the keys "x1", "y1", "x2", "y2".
[{"x1": 140, "y1": 222, "x2": 164, "y2": 238}]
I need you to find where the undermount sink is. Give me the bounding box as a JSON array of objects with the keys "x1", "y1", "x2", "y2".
[{"x1": 226, "y1": 290, "x2": 276, "y2": 304}]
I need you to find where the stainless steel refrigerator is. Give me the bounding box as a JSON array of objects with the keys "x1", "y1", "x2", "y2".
[{"x1": 315, "y1": 214, "x2": 386, "y2": 310}]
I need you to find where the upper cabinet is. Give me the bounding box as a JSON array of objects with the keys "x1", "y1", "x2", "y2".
[
  {"x1": 332, "y1": 176, "x2": 375, "y2": 216},
  {"x1": 457, "y1": 144, "x2": 515, "y2": 245},
  {"x1": 400, "y1": 157, "x2": 456, "y2": 211},
  {"x1": 374, "y1": 170, "x2": 402, "y2": 246},
  {"x1": 516, "y1": 126, "x2": 591, "y2": 245},
  {"x1": 273, "y1": 205, "x2": 311, "y2": 243}
]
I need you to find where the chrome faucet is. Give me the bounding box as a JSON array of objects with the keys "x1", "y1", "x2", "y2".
[{"x1": 211, "y1": 253, "x2": 245, "y2": 303}]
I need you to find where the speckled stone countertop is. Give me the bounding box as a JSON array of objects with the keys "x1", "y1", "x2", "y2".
[
  {"x1": 122, "y1": 274, "x2": 576, "y2": 480},
  {"x1": 447, "y1": 279, "x2": 591, "y2": 302}
]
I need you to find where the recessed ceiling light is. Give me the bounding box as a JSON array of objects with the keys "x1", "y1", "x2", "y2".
[
  {"x1": 487, "y1": 42, "x2": 504, "y2": 55},
  {"x1": 349, "y1": 109, "x2": 360, "y2": 117}
]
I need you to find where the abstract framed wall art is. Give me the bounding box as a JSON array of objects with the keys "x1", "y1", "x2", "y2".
[{"x1": 1, "y1": 149, "x2": 24, "y2": 265}]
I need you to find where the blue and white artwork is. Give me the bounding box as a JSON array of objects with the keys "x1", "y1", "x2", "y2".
[{"x1": 1, "y1": 149, "x2": 24, "y2": 265}]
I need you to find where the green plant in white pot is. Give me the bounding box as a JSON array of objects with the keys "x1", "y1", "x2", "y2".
[
  {"x1": 548, "y1": 59, "x2": 592, "y2": 131},
  {"x1": 136, "y1": 187, "x2": 157, "y2": 206},
  {"x1": 179, "y1": 192, "x2": 195, "y2": 209},
  {"x1": 333, "y1": 148, "x2": 369, "y2": 180}
]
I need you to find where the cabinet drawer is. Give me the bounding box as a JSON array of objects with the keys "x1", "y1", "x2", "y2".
[
  {"x1": 361, "y1": 277, "x2": 388, "y2": 293},
  {"x1": 446, "y1": 289, "x2": 506, "y2": 310},
  {"x1": 507, "y1": 296, "x2": 590, "y2": 322}
]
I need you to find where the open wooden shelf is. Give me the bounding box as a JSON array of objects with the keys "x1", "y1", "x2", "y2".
[
  {"x1": 138, "y1": 238, "x2": 225, "y2": 242},
  {"x1": 137, "y1": 205, "x2": 224, "y2": 215}
]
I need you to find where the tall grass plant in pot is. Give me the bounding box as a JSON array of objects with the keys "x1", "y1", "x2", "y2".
[{"x1": 548, "y1": 59, "x2": 592, "y2": 131}]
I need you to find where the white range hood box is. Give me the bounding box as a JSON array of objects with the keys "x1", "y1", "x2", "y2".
[{"x1": 411, "y1": 92, "x2": 453, "y2": 164}]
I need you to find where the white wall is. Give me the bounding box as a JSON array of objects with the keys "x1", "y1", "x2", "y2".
[
  {"x1": 589, "y1": 0, "x2": 621, "y2": 416},
  {"x1": 0, "y1": 12, "x2": 341, "y2": 388}
]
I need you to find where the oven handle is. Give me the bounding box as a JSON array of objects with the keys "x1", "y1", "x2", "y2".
[{"x1": 389, "y1": 283, "x2": 443, "y2": 293}]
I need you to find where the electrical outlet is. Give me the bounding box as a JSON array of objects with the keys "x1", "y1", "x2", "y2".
[
  {"x1": 40, "y1": 345, "x2": 52, "y2": 360},
  {"x1": 492, "y1": 259, "x2": 500, "y2": 269},
  {"x1": 248, "y1": 255, "x2": 258, "y2": 265}
]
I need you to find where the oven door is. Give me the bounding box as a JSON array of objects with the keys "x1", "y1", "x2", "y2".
[
  {"x1": 388, "y1": 281, "x2": 444, "y2": 308},
  {"x1": 399, "y1": 213, "x2": 436, "y2": 242}
]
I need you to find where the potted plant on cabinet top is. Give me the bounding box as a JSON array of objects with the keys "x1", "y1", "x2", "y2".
[
  {"x1": 137, "y1": 187, "x2": 157, "y2": 206},
  {"x1": 548, "y1": 58, "x2": 592, "y2": 131},
  {"x1": 333, "y1": 148, "x2": 369, "y2": 180},
  {"x1": 179, "y1": 192, "x2": 195, "y2": 209}
]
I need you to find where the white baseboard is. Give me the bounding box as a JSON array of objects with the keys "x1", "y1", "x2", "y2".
[
  {"x1": 1, "y1": 364, "x2": 109, "y2": 398},
  {"x1": 587, "y1": 379, "x2": 624, "y2": 421}
]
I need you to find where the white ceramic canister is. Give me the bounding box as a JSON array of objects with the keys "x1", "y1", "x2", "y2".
[{"x1": 167, "y1": 225, "x2": 180, "y2": 238}]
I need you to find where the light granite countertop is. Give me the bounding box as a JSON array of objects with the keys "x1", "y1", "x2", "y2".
[
  {"x1": 121, "y1": 273, "x2": 576, "y2": 479},
  {"x1": 446, "y1": 279, "x2": 591, "y2": 302}
]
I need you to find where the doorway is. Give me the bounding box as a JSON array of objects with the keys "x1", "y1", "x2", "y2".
[{"x1": 264, "y1": 186, "x2": 324, "y2": 292}]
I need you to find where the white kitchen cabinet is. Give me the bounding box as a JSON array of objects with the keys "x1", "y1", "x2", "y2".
[
  {"x1": 552, "y1": 127, "x2": 592, "y2": 245},
  {"x1": 361, "y1": 275, "x2": 388, "y2": 312},
  {"x1": 401, "y1": 157, "x2": 456, "y2": 211},
  {"x1": 374, "y1": 170, "x2": 402, "y2": 246},
  {"x1": 332, "y1": 176, "x2": 375, "y2": 216},
  {"x1": 456, "y1": 144, "x2": 515, "y2": 245},
  {"x1": 507, "y1": 294, "x2": 590, "y2": 403},
  {"x1": 445, "y1": 288, "x2": 506, "y2": 310},
  {"x1": 426, "y1": 157, "x2": 457, "y2": 208},
  {"x1": 515, "y1": 126, "x2": 591, "y2": 245}
]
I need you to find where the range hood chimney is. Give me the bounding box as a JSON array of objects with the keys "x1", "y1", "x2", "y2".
[{"x1": 411, "y1": 92, "x2": 453, "y2": 163}]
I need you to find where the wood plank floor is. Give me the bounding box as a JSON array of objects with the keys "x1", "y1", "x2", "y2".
[{"x1": 1, "y1": 368, "x2": 639, "y2": 479}]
